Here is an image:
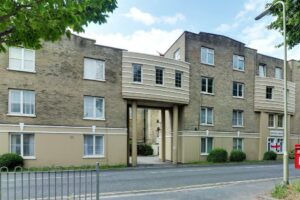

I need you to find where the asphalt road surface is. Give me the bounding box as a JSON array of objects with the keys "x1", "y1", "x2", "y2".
[{"x1": 1, "y1": 162, "x2": 300, "y2": 200}]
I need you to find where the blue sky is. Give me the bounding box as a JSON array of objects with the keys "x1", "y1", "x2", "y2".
[{"x1": 81, "y1": 0, "x2": 299, "y2": 59}]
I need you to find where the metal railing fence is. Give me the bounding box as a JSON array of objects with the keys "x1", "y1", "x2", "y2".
[{"x1": 0, "y1": 163, "x2": 100, "y2": 200}]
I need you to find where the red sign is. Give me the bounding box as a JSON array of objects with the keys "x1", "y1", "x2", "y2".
[
  {"x1": 271, "y1": 144, "x2": 281, "y2": 152},
  {"x1": 295, "y1": 144, "x2": 300, "y2": 169}
]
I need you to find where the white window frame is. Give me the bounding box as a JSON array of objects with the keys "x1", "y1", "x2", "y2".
[
  {"x1": 132, "y1": 64, "x2": 143, "y2": 83},
  {"x1": 201, "y1": 137, "x2": 213, "y2": 155},
  {"x1": 83, "y1": 58, "x2": 105, "y2": 81},
  {"x1": 155, "y1": 67, "x2": 164, "y2": 85},
  {"x1": 275, "y1": 67, "x2": 282, "y2": 79},
  {"x1": 232, "y1": 110, "x2": 244, "y2": 127},
  {"x1": 83, "y1": 135, "x2": 105, "y2": 158},
  {"x1": 174, "y1": 48, "x2": 181, "y2": 60},
  {"x1": 10, "y1": 133, "x2": 35, "y2": 159},
  {"x1": 233, "y1": 55, "x2": 245, "y2": 71},
  {"x1": 83, "y1": 96, "x2": 105, "y2": 120},
  {"x1": 233, "y1": 138, "x2": 244, "y2": 150},
  {"x1": 267, "y1": 137, "x2": 283, "y2": 154},
  {"x1": 9, "y1": 47, "x2": 35, "y2": 72},
  {"x1": 201, "y1": 47, "x2": 214, "y2": 65},
  {"x1": 8, "y1": 89, "x2": 36, "y2": 117},
  {"x1": 200, "y1": 107, "x2": 214, "y2": 126},
  {"x1": 232, "y1": 82, "x2": 244, "y2": 98},
  {"x1": 268, "y1": 114, "x2": 275, "y2": 128},
  {"x1": 201, "y1": 77, "x2": 214, "y2": 94},
  {"x1": 259, "y1": 65, "x2": 266, "y2": 77}
]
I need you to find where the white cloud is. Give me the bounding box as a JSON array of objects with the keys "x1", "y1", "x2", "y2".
[
  {"x1": 235, "y1": 0, "x2": 267, "y2": 20},
  {"x1": 79, "y1": 28, "x2": 183, "y2": 55},
  {"x1": 124, "y1": 7, "x2": 185, "y2": 26},
  {"x1": 215, "y1": 23, "x2": 238, "y2": 33}
]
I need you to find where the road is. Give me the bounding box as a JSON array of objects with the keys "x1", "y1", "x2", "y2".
[{"x1": 1, "y1": 162, "x2": 300, "y2": 199}]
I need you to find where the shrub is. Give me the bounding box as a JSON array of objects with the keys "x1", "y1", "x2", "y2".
[
  {"x1": 0, "y1": 153, "x2": 24, "y2": 170},
  {"x1": 263, "y1": 151, "x2": 277, "y2": 160},
  {"x1": 207, "y1": 148, "x2": 228, "y2": 163},
  {"x1": 137, "y1": 144, "x2": 153, "y2": 156},
  {"x1": 289, "y1": 149, "x2": 295, "y2": 159},
  {"x1": 229, "y1": 150, "x2": 246, "y2": 162}
]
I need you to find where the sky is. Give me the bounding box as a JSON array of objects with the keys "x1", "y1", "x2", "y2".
[{"x1": 79, "y1": 0, "x2": 300, "y2": 60}]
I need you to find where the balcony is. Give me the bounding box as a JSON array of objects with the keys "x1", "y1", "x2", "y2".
[
  {"x1": 254, "y1": 76, "x2": 295, "y2": 113},
  {"x1": 122, "y1": 51, "x2": 190, "y2": 104}
]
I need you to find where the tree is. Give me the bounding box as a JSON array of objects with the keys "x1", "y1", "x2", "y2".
[
  {"x1": 0, "y1": 0, "x2": 117, "y2": 52},
  {"x1": 268, "y1": 0, "x2": 300, "y2": 48}
]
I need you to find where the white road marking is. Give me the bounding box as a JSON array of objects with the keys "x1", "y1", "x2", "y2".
[{"x1": 149, "y1": 168, "x2": 212, "y2": 174}]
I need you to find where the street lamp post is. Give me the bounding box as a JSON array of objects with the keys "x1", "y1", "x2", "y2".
[{"x1": 255, "y1": 1, "x2": 289, "y2": 185}]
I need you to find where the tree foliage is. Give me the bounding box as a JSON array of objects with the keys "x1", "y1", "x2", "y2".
[
  {"x1": 268, "y1": 0, "x2": 300, "y2": 48},
  {"x1": 0, "y1": 0, "x2": 117, "y2": 51}
]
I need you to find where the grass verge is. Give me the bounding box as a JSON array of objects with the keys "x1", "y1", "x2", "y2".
[{"x1": 271, "y1": 180, "x2": 300, "y2": 199}]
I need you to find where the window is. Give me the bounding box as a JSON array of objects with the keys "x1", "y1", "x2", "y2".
[
  {"x1": 174, "y1": 49, "x2": 181, "y2": 60},
  {"x1": 267, "y1": 137, "x2": 283, "y2": 153},
  {"x1": 84, "y1": 58, "x2": 105, "y2": 81},
  {"x1": 268, "y1": 114, "x2": 275, "y2": 127},
  {"x1": 11, "y1": 133, "x2": 35, "y2": 158},
  {"x1": 266, "y1": 86, "x2": 273, "y2": 99},
  {"x1": 84, "y1": 135, "x2": 104, "y2": 157},
  {"x1": 84, "y1": 96, "x2": 105, "y2": 120},
  {"x1": 232, "y1": 82, "x2": 244, "y2": 98},
  {"x1": 155, "y1": 67, "x2": 164, "y2": 85},
  {"x1": 233, "y1": 55, "x2": 245, "y2": 71},
  {"x1": 275, "y1": 67, "x2": 282, "y2": 79},
  {"x1": 232, "y1": 110, "x2": 243, "y2": 127},
  {"x1": 9, "y1": 47, "x2": 35, "y2": 72},
  {"x1": 201, "y1": 137, "x2": 213, "y2": 154},
  {"x1": 201, "y1": 47, "x2": 214, "y2": 65},
  {"x1": 233, "y1": 138, "x2": 243, "y2": 150},
  {"x1": 133, "y1": 64, "x2": 142, "y2": 83},
  {"x1": 278, "y1": 115, "x2": 283, "y2": 128},
  {"x1": 175, "y1": 70, "x2": 182, "y2": 88},
  {"x1": 9, "y1": 90, "x2": 35, "y2": 116},
  {"x1": 201, "y1": 77, "x2": 214, "y2": 94},
  {"x1": 200, "y1": 107, "x2": 213, "y2": 125},
  {"x1": 259, "y1": 65, "x2": 266, "y2": 77}
]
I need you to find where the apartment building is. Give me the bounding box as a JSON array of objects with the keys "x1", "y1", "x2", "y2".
[{"x1": 0, "y1": 31, "x2": 299, "y2": 167}]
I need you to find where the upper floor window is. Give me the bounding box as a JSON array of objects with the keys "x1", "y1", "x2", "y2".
[
  {"x1": 233, "y1": 138, "x2": 243, "y2": 150},
  {"x1": 201, "y1": 47, "x2": 214, "y2": 65},
  {"x1": 9, "y1": 47, "x2": 35, "y2": 72},
  {"x1": 84, "y1": 58, "x2": 105, "y2": 81},
  {"x1": 84, "y1": 135, "x2": 104, "y2": 157},
  {"x1": 174, "y1": 48, "x2": 181, "y2": 60},
  {"x1": 233, "y1": 82, "x2": 244, "y2": 98},
  {"x1": 9, "y1": 89, "x2": 35, "y2": 116},
  {"x1": 259, "y1": 65, "x2": 266, "y2": 77},
  {"x1": 200, "y1": 107, "x2": 213, "y2": 125},
  {"x1": 132, "y1": 64, "x2": 142, "y2": 83},
  {"x1": 11, "y1": 133, "x2": 35, "y2": 158},
  {"x1": 266, "y1": 86, "x2": 273, "y2": 99},
  {"x1": 275, "y1": 67, "x2": 282, "y2": 79},
  {"x1": 201, "y1": 77, "x2": 214, "y2": 94},
  {"x1": 232, "y1": 110, "x2": 243, "y2": 127},
  {"x1": 84, "y1": 96, "x2": 105, "y2": 120},
  {"x1": 175, "y1": 70, "x2": 182, "y2": 88},
  {"x1": 268, "y1": 114, "x2": 275, "y2": 127},
  {"x1": 233, "y1": 55, "x2": 245, "y2": 71},
  {"x1": 155, "y1": 67, "x2": 164, "y2": 85}
]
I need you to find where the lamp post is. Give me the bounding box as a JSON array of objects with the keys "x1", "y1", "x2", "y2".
[{"x1": 255, "y1": 1, "x2": 289, "y2": 185}]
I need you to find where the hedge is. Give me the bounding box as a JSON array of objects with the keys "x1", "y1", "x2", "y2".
[
  {"x1": 229, "y1": 150, "x2": 246, "y2": 162},
  {"x1": 0, "y1": 153, "x2": 24, "y2": 170},
  {"x1": 207, "y1": 148, "x2": 228, "y2": 163},
  {"x1": 263, "y1": 151, "x2": 277, "y2": 160}
]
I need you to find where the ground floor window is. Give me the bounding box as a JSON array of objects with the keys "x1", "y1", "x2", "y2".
[
  {"x1": 267, "y1": 137, "x2": 283, "y2": 153},
  {"x1": 10, "y1": 133, "x2": 35, "y2": 158},
  {"x1": 233, "y1": 138, "x2": 243, "y2": 150},
  {"x1": 84, "y1": 135, "x2": 104, "y2": 157},
  {"x1": 201, "y1": 137, "x2": 213, "y2": 155}
]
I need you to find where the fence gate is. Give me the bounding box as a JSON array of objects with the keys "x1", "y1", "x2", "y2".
[{"x1": 0, "y1": 163, "x2": 100, "y2": 200}]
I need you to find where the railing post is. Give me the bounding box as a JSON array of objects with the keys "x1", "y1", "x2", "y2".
[{"x1": 96, "y1": 162, "x2": 100, "y2": 200}]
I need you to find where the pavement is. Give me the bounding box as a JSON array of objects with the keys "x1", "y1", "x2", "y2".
[{"x1": 1, "y1": 162, "x2": 300, "y2": 200}]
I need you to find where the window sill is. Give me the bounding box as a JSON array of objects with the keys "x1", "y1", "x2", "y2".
[
  {"x1": 83, "y1": 156, "x2": 105, "y2": 159},
  {"x1": 233, "y1": 68, "x2": 245, "y2": 72},
  {"x1": 7, "y1": 68, "x2": 36, "y2": 74},
  {"x1": 23, "y1": 156, "x2": 36, "y2": 160},
  {"x1": 232, "y1": 126, "x2": 244, "y2": 128},
  {"x1": 233, "y1": 96, "x2": 245, "y2": 99},
  {"x1": 200, "y1": 124, "x2": 214, "y2": 127},
  {"x1": 83, "y1": 117, "x2": 105, "y2": 121},
  {"x1": 268, "y1": 126, "x2": 276, "y2": 129},
  {"x1": 83, "y1": 78, "x2": 106, "y2": 82},
  {"x1": 201, "y1": 62, "x2": 215, "y2": 67},
  {"x1": 201, "y1": 92, "x2": 215, "y2": 96},
  {"x1": 7, "y1": 113, "x2": 36, "y2": 118},
  {"x1": 200, "y1": 153, "x2": 209, "y2": 156},
  {"x1": 132, "y1": 81, "x2": 143, "y2": 84}
]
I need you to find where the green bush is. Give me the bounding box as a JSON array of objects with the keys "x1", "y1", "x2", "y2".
[
  {"x1": 263, "y1": 151, "x2": 277, "y2": 160},
  {"x1": 207, "y1": 148, "x2": 228, "y2": 163},
  {"x1": 289, "y1": 149, "x2": 295, "y2": 159},
  {"x1": 229, "y1": 150, "x2": 246, "y2": 162},
  {"x1": 138, "y1": 144, "x2": 153, "y2": 156},
  {"x1": 271, "y1": 184, "x2": 288, "y2": 199},
  {"x1": 0, "y1": 153, "x2": 24, "y2": 170}
]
